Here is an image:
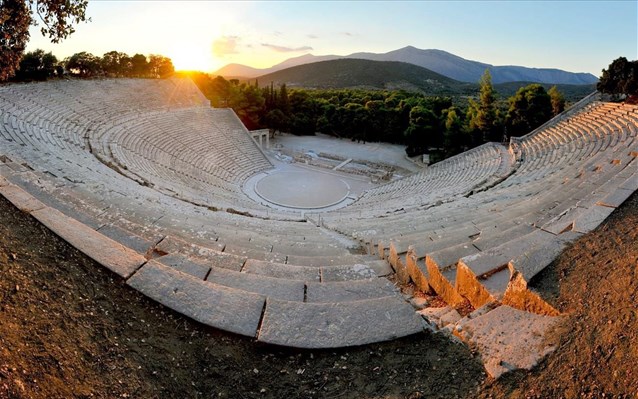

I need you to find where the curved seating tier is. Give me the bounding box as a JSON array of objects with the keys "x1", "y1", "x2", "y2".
[
  {"x1": 327, "y1": 101, "x2": 637, "y2": 316},
  {"x1": 0, "y1": 78, "x2": 423, "y2": 348},
  {"x1": 319, "y1": 142, "x2": 514, "y2": 219},
  {"x1": 0, "y1": 78, "x2": 276, "y2": 213},
  {"x1": 1, "y1": 77, "x2": 637, "y2": 356}
]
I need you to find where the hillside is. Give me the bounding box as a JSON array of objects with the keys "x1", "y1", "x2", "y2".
[
  {"x1": 254, "y1": 58, "x2": 475, "y2": 95},
  {"x1": 252, "y1": 59, "x2": 594, "y2": 102},
  {"x1": 215, "y1": 45, "x2": 598, "y2": 85},
  {"x1": 350, "y1": 46, "x2": 598, "y2": 85}
]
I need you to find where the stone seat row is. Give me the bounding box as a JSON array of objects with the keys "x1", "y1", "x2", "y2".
[
  {"x1": 0, "y1": 162, "x2": 372, "y2": 266},
  {"x1": 355, "y1": 101, "x2": 637, "y2": 314},
  {"x1": 326, "y1": 143, "x2": 511, "y2": 218},
  {"x1": 357, "y1": 141, "x2": 635, "y2": 253},
  {"x1": 0, "y1": 176, "x2": 424, "y2": 348},
  {"x1": 1, "y1": 78, "x2": 278, "y2": 215}
]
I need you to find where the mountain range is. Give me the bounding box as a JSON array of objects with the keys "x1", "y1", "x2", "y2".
[
  {"x1": 214, "y1": 46, "x2": 598, "y2": 85},
  {"x1": 254, "y1": 59, "x2": 474, "y2": 95},
  {"x1": 251, "y1": 58, "x2": 596, "y2": 101}
]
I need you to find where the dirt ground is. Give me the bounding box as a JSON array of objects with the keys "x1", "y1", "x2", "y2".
[{"x1": 0, "y1": 190, "x2": 636, "y2": 399}]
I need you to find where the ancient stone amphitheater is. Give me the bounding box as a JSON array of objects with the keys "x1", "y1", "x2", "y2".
[{"x1": 1, "y1": 78, "x2": 636, "y2": 378}]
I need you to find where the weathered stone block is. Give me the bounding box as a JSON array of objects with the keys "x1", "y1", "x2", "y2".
[
  {"x1": 0, "y1": 184, "x2": 46, "y2": 212},
  {"x1": 97, "y1": 224, "x2": 155, "y2": 256},
  {"x1": 32, "y1": 206, "x2": 146, "y2": 278},
  {"x1": 306, "y1": 279, "x2": 399, "y2": 303},
  {"x1": 128, "y1": 261, "x2": 265, "y2": 337},
  {"x1": 596, "y1": 188, "x2": 634, "y2": 208},
  {"x1": 406, "y1": 246, "x2": 432, "y2": 293},
  {"x1": 320, "y1": 264, "x2": 377, "y2": 282},
  {"x1": 258, "y1": 296, "x2": 423, "y2": 348},
  {"x1": 207, "y1": 266, "x2": 304, "y2": 301},
  {"x1": 457, "y1": 305, "x2": 562, "y2": 379},
  {"x1": 157, "y1": 253, "x2": 211, "y2": 280},
  {"x1": 572, "y1": 205, "x2": 616, "y2": 233},
  {"x1": 242, "y1": 259, "x2": 320, "y2": 281},
  {"x1": 425, "y1": 256, "x2": 466, "y2": 308}
]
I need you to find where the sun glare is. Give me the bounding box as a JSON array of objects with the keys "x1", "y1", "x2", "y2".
[{"x1": 170, "y1": 45, "x2": 216, "y2": 72}]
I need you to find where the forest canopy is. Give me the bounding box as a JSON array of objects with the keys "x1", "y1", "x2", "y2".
[{"x1": 186, "y1": 70, "x2": 568, "y2": 160}]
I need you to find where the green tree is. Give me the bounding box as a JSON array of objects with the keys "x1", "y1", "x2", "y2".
[
  {"x1": 0, "y1": 0, "x2": 89, "y2": 81},
  {"x1": 364, "y1": 100, "x2": 386, "y2": 142},
  {"x1": 598, "y1": 57, "x2": 638, "y2": 97},
  {"x1": 101, "y1": 51, "x2": 131, "y2": 77},
  {"x1": 506, "y1": 83, "x2": 552, "y2": 137},
  {"x1": 66, "y1": 51, "x2": 101, "y2": 77},
  {"x1": 229, "y1": 83, "x2": 265, "y2": 130},
  {"x1": 404, "y1": 105, "x2": 439, "y2": 156},
  {"x1": 131, "y1": 53, "x2": 149, "y2": 77},
  {"x1": 265, "y1": 109, "x2": 288, "y2": 134},
  {"x1": 443, "y1": 107, "x2": 468, "y2": 156},
  {"x1": 16, "y1": 49, "x2": 57, "y2": 81},
  {"x1": 148, "y1": 54, "x2": 174, "y2": 78},
  {"x1": 469, "y1": 69, "x2": 500, "y2": 142},
  {"x1": 288, "y1": 90, "x2": 318, "y2": 135},
  {"x1": 278, "y1": 83, "x2": 290, "y2": 115},
  {"x1": 548, "y1": 86, "x2": 565, "y2": 116}
]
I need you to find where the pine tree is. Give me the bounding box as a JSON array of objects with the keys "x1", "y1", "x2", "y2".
[
  {"x1": 278, "y1": 83, "x2": 290, "y2": 114},
  {"x1": 474, "y1": 69, "x2": 499, "y2": 141},
  {"x1": 548, "y1": 86, "x2": 565, "y2": 116}
]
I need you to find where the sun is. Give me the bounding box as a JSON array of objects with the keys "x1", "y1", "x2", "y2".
[{"x1": 169, "y1": 45, "x2": 216, "y2": 72}]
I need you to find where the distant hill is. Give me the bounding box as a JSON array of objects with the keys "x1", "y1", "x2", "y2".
[
  {"x1": 254, "y1": 59, "x2": 476, "y2": 96},
  {"x1": 215, "y1": 54, "x2": 341, "y2": 79},
  {"x1": 252, "y1": 59, "x2": 595, "y2": 102},
  {"x1": 348, "y1": 46, "x2": 598, "y2": 85},
  {"x1": 215, "y1": 45, "x2": 598, "y2": 85}
]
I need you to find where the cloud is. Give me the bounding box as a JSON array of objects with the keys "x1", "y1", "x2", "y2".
[
  {"x1": 341, "y1": 32, "x2": 355, "y2": 37},
  {"x1": 213, "y1": 36, "x2": 240, "y2": 57},
  {"x1": 307, "y1": 34, "x2": 318, "y2": 39},
  {"x1": 261, "y1": 43, "x2": 313, "y2": 53}
]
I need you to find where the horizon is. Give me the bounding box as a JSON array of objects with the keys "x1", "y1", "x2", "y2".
[{"x1": 25, "y1": 1, "x2": 637, "y2": 76}]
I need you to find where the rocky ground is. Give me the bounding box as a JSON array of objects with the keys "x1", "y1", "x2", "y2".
[{"x1": 0, "y1": 190, "x2": 636, "y2": 398}]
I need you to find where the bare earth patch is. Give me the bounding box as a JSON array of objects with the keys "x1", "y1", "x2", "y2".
[{"x1": 0, "y1": 190, "x2": 636, "y2": 398}]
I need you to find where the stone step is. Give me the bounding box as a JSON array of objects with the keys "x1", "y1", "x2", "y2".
[
  {"x1": 305, "y1": 278, "x2": 400, "y2": 303},
  {"x1": 156, "y1": 253, "x2": 211, "y2": 280},
  {"x1": 127, "y1": 260, "x2": 265, "y2": 337},
  {"x1": 242, "y1": 259, "x2": 321, "y2": 281},
  {"x1": 455, "y1": 229, "x2": 556, "y2": 308},
  {"x1": 453, "y1": 305, "x2": 563, "y2": 379},
  {"x1": 0, "y1": 184, "x2": 47, "y2": 212},
  {"x1": 206, "y1": 266, "x2": 305, "y2": 302},
  {"x1": 257, "y1": 296, "x2": 424, "y2": 348},
  {"x1": 96, "y1": 223, "x2": 159, "y2": 257},
  {"x1": 417, "y1": 306, "x2": 462, "y2": 331},
  {"x1": 285, "y1": 253, "x2": 376, "y2": 267},
  {"x1": 26, "y1": 202, "x2": 146, "y2": 279},
  {"x1": 155, "y1": 236, "x2": 246, "y2": 271}
]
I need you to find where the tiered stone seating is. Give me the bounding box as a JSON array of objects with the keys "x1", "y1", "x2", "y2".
[
  {"x1": 333, "y1": 101, "x2": 637, "y2": 316},
  {"x1": 1, "y1": 76, "x2": 637, "y2": 359},
  {"x1": 0, "y1": 77, "x2": 421, "y2": 348},
  {"x1": 321, "y1": 142, "x2": 514, "y2": 218}
]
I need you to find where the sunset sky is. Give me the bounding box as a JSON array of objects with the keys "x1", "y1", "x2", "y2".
[{"x1": 25, "y1": 1, "x2": 637, "y2": 76}]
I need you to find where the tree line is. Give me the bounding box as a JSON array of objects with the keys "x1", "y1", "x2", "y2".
[
  {"x1": 11, "y1": 49, "x2": 174, "y2": 81},
  {"x1": 597, "y1": 57, "x2": 638, "y2": 98},
  {"x1": 187, "y1": 71, "x2": 566, "y2": 159}
]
